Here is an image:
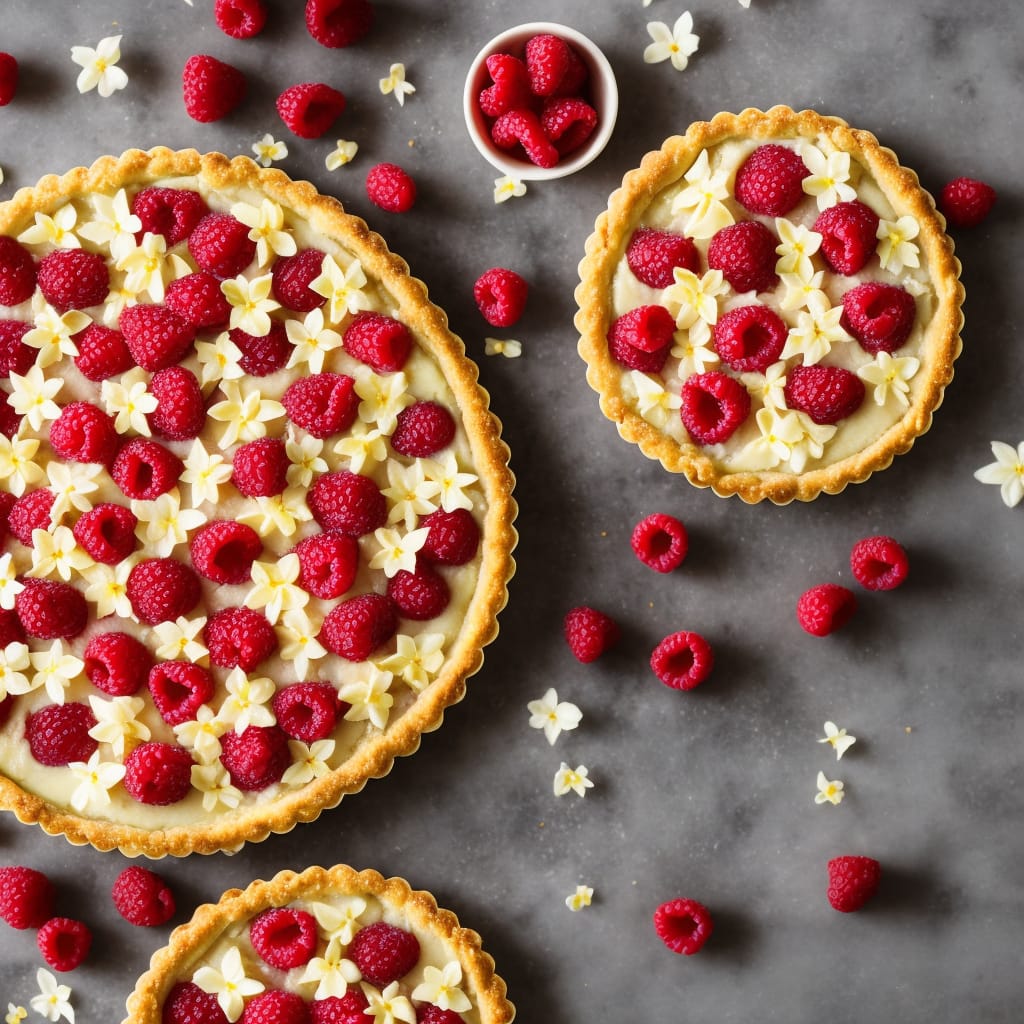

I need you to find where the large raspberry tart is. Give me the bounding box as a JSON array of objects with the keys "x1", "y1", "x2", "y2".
[
  {"x1": 124, "y1": 864, "x2": 515, "y2": 1023},
  {"x1": 576, "y1": 106, "x2": 964, "y2": 503},
  {"x1": 0, "y1": 149, "x2": 515, "y2": 856}
]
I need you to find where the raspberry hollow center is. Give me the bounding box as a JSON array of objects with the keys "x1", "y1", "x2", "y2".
[
  {"x1": 664, "y1": 910, "x2": 698, "y2": 941},
  {"x1": 664, "y1": 648, "x2": 695, "y2": 676},
  {"x1": 213, "y1": 539, "x2": 254, "y2": 576}
]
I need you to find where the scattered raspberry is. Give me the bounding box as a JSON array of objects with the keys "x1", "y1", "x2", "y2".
[
  {"x1": 8, "y1": 488, "x2": 56, "y2": 546},
  {"x1": 491, "y1": 109, "x2": 559, "y2": 169},
  {"x1": 277, "y1": 82, "x2": 347, "y2": 139},
  {"x1": 564, "y1": 605, "x2": 620, "y2": 663},
  {"x1": 653, "y1": 898, "x2": 713, "y2": 955},
  {"x1": 126, "y1": 558, "x2": 202, "y2": 626},
  {"x1": 232, "y1": 321, "x2": 292, "y2": 376},
  {"x1": 849, "y1": 535, "x2": 908, "y2": 591},
  {"x1": 707, "y1": 220, "x2": 779, "y2": 293},
  {"x1": 650, "y1": 630, "x2": 714, "y2": 690},
  {"x1": 319, "y1": 593, "x2": 397, "y2": 660},
  {"x1": 182, "y1": 54, "x2": 247, "y2": 123},
  {"x1": 148, "y1": 662, "x2": 216, "y2": 726},
  {"x1": 308, "y1": 470, "x2": 387, "y2": 536},
  {"x1": 348, "y1": 921, "x2": 420, "y2": 987},
  {"x1": 607, "y1": 304, "x2": 675, "y2": 356},
  {"x1": 680, "y1": 371, "x2": 751, "y2": 445},
  {"x1": 366, "y1": 162, "x2": 417, "y2": 213},
  {"x1": 0, "y1": 319, "x2": 35, "y2": 376},
  {"x1": 84, "y1": 631, "x2": 152, "y2": 697},
  {"x1": 132, "y1": 187, "x2": 209, "y2": 247},
  {"x1": 112, "y1": 437, "x2": 184, "y2": 501},
  {"x1": 0, "y1": 866, "x2": 55, "y2": 929},
  {"x1": 204, "y1": 606, "x2": 278, "y2": 671},
  {"x1": 478, "y1": 53, "x2": 532, "y2": 118},
  {"x1": 124, "y1": 742, "x2": 194, "y2": 805},
  {"x1": 111, "y1": 866, "x2": 176, "y2": 927},
  {"x1": 119, "y1": 303, "x2": 197, "y2": 372},
  {"x1": 293, "y1": 532, "x2": 359, "y2": 599},
  {"x1": 342, "y1": 311, "x2": 412, "y2": 372},
  {"x1": 420, "y1": 508, "x2": 480, "y2": 565},
  {"x1": 416, "y1": 1009, "x2": 462, "y2": 1024},
  {"x1": 250, "y1": 907, "x2": 319, "y2": 969},
  {"x1": 390, "y1": 401, "x2": 456, "y2": 457},
  {"x1": 188, "y1": 213, "x2": 257, "y2": 279},
  {"x1": 625, "y1": 227, "x2": 700, "y2": 290},
  {"x1": 72, "y1": 503, "x2": 138, "y2": 564},
  {"x1": 163, "y1": 982, "x2": 230, "y2": 1024},
  {"x1": 15, "y1": 579, "x2": 88, "y2": 640},
  {"x1": 607, "y1": 313, "x2": 672, "y2": 374},
  {"x1": 813, "y1": 200, "x2": 880, "y2": 275},
  {"x1": 734, "y1": 144, "x2": 809, "y2": 217},
  {"x1": 387, "y1": 561, "x2": 450, "y2": 621},
  {"x1": 220, "y1": 725, "x2": 291, "y2": 791},
  {"x1": 231, "y1": 438, "x2": 289, "y2": 498},
  {"x1": 49, "y1": 400, "x2": 120, "y2": 464},
  {"x1": 713, "y1": 304, "x2": 788, "y2": 373},
  {"x1": 840, "y1": 282, "x2": 916, "y2": 353},
  {"x1": 215, "y1": 0, "x2": 267, "y2": 38},
  {"x1": 282, "y1": 372, "x2": 359, "y2": 438},
  {"x1": 474, "y1": 267, "x2": 528, "y2": 328},
  {"x1": 148, "y1": 365, "x2": 206, "y2": 441},
  {"x1": 73, "y1": 323, "x2": 135, "y2": 381},
  {"x1": 37, "y1": 917, "x2": 92, "y2": 972},
  {"x1": 37, "y1": 249, "x2": 109, "y2": 312},
  {"x1": 541, "y1": 96, "x2": 598, "y2": 156},
  {"x1": 305, "y1": 0, "x2": 374, "y2": 48},
  {"x1": 0, "y1": 52, "x2": 18, "y2": 106},
  {"x1": 827, "y1": 855, "x2": 881, "y2": 912},
  {"x1": 0, "y1": 236, "x2": 37, "y2": 306},
  {"x1": 241, "y1": 991, "x2": 310, "y2": 1024},
  {"x1": 939, "y1": 176, "x2": 996, "y2": 229},
  {"x1": 309, "y1": 991, "x2": 370, "y2": 1024},
  {"x1": 783, "y1": 365, "x2": 866, "y2": 425},
  {"x1": 524, "y1": 33, "x2": 572, "y2": 96},
  {"x1": 796, "y1": 583, "x2": 857, "y2": 637},
  {"x1": 273, "y1": 682, "x2": 344, "y2": 742},
  {"x1": 271, "y1": 248, "x2": 328, "y2": 312},
  {"x1": 166, "y1": 271, "x2": 232, "y2": 329},
  {"x1": 190, "y1": 520, "x2": 263, "y2": 584},
  {"x1": 631, "y1": 512, "x2": 688, "y2": 573},
  {"x1": 26, "y1": 702, "x2": 98, "y2": 767}
]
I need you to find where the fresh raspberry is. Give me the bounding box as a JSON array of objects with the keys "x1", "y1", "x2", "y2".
[
  {"x1": 0, "y1": 694, "x2": 12, "y2": 728},
  {"x1": 37, "y1": 917, "x2": 92, "y2": 972},
  {"x1": 48, "y1": 401, "x2": 120, "y2": 464},
  {"x1": 607, "y1": 304, "x2": 676, "y2": 355},
  {"x1": 111, "y1": 866, "x2": 176, "y2": 927},
  {"x1": 939, "y1": 176, "x2": 997, "y2": 228},
  {"x1": 232, "y1": 321, "x2": 291, "y2": 376},
  {"x1": 650, "y1": 630, "x2": 714, "y2": 690},
  {"x1": 827, "y1": 855, "x2": 881, "y2": 912},
  {"x1": 564, "y1": 605, "x2": 620, "y2": 663},
  {"x1": 250, "y1": 907, "x2": 319, "y2": 969},
  {"x1": 309, "y1": 992, "x2": 370, "y2": 1024},
  {"x1": 625, "y1": 228, "x2": 700, "y2": 290},
  {"x1": 37, "y1": 249, "x2": 109, "y2": 312},
  {"x1": 0, "y1": 319, "x2": 34, "y2": 376},
  {"x1": 0, "y1": 392, "x2": 21, "y2": 438},
  {"x1": 349, "y1": 921, "x2": 420, "y2": 986},
  {"x1": 273, "y1": 682, "x2": 344, "y2": 742},
  {"x1": 124, "y1": 742, "x2": 194, "y2": 805},
  {"x1": 126, "y1": 558, "x2": 202, "y2": 626},
  {"x1": 420, "y1": 508, "x2": 480, "y2": 566},
  {"x1": 342, "y1": 312, "x2": 412, "y2": 372},
  {"x1": 215, "y1": 0, "x2": 267, "y2": 38},
  {"x1": 112, "y1": 438, "x2": 184, "y2": 500},
  {"x1": 293, "y1": 532, "x2": 359, "y2": 599},
  {"x1": 849, "y1": 535, "x2": 908, "y2": 591},
  {"x1": 416, "y1": 1010, "x2": 464, "y2": 1024},
  {"x1": 305, "y1": 0, "x2": 374, "y2": 48},
  {"x1": 165, "y1": 271, "x2": 232, "y2": 328},
  {"x1": 841, "y1": 282, "x2": 916, "y2": 354},
  {"x1": 119, "y1": 303, "x2": 196, "y2": 372},
  {"x1": 16, "y1": 579, "x2": 88, "y2": 640},
  {"x1": 680, "y1": 371, "x2": 751, "y2": 445},
  {"x1": 478, "y1": 53, "x2": 532, "y2": 118},
  {"x1": 707, "y1": 220, "x2": 779, "y2": 293},
  {"x1": 308, "y1": 471, "x2": 387, "y2": 536},
  {"x1": 241, "y1": 992, "x2": 311, "y2": 1024},
  {"x1": 148, "y1": 662, "x2": 216, "y2": 726},
  {"x1": 231, "y1": 438, "x2": 289, "y2": 498},
  {"x1": 491, "y1": 109, "x2": 559, "y2": 169},
  {"x1": 148, "y1": 365, "x2": 206, "y2": 441},
  {"x1": 713, "y1": 304, "x2": 787, "y2": 373},
  {"x1": 0, "y1": 866, "x2": 55, "y2": 929},
  {"x1": 0, "y1": 236, "x2": 36, "y2": 306},
  {"x1": 734, "y1": 144, "x2": 809, "y2": 217},
  {"x1": 631, "y1": 512, "x2": 688, "y2": 573},
  {"x1": 204, "y1": 606, "x2": 278, "y2": 671},
  {"x1": 524, "y1": 33, "x2": 572, "y2": 97},
  {"x1": 541, "y1": 96, "x2": 598, "y2": 156},
  {"x1": 188, "y1": 213, "x2": 257, "y2": 279},
  {"x1": 182, "y1": 54, "x2": 247, "y2": 123},
  {"x1": 813, "y1": 200, "x2": 880, "y2": 275},
  {"x1": 72, "y1": 503, "x2": 138, "y2": 564},
  {"x1": 390, "y1": 401, "x2": 456, "y2": 457},
  {"x1": 271, "y1": 248, "x2": 328, "y2": 313},
  {"x1": 0, "y1": 490, "x2": 14, "y2": 543},
  {"x1": 282, "y1": 372, "x2": 359, "y2": 439},
  {"x1": 277, "y1": 82, "x2": 347, "y2": 139},
  {"x1": 386, "y1": 561, "x2": 450, "y2": 621},
  {"x1": 607, "y1": 313, "x2": 672, "y2": 373},
  {"x1": 0, "y1": 52, "x2": 18, "y2": 106},
  {"x1": 783, "y1": 365, "x2": 865, "y2": 425},
  {"x1": 319, "y1": 593, "x2": 397, "y2": 660},
  {"x1": 84, "y1": 631, "x2": 152, "y2": 697},
  {"x1": 163, "y1": 982, "x2": 230, "y2": 1024},
  {"x1": 220, "y1": 725, "x2": 290, "y2": 791},
  {"x1": 0, "y1": 607, "x2": 24, "y2": 647},
  {"x1": 653, "y1": 898, "x2": 714, "y2": 955},
  {"x1": 365, "y1": 162, "x2": 417, "y2": 213},
  {"x1": 474, "y1": 267, "x2": 528, "y2": 328},
  {"x1": 8, "y1": 488, "x2": 56, "y2": 546},
  {"x1": 796, "y1": 583, "x2": 857, "y2": 637},
  {"x1": 190, "y1": 520, "x2": 262, "y2": 584},
  {"x1": 25, "y1": 702, "x2": 98, "y2": 766},
  {"x1": 549, "y1": 43, "x2": 588, "y2": 97},
  {"x1": 132, "y1": 187, "x2": 209, "y2": 247},
  {"x1": 73, "y1": 323, "x2": 135, "y2": 381}
]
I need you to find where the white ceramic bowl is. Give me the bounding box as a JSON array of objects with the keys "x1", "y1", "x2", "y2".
[{"x1": 463, "y1": 21, "x2": 618, "y2": 181}]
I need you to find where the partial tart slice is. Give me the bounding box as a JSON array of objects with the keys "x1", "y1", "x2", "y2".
[
  {"x1": 576, "y1": 105, "x2": 964, "y2": 503},
  {"x1": 124, "y1": 864, "x2": 515, "y2": 1024},
  {"x1": 0, "y1": 149, "x2": 515, "y2": 856}
]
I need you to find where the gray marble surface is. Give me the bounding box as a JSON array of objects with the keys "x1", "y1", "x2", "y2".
[{"x1": 1, "y1": 0, "x2": 1022, "y2": 1020}]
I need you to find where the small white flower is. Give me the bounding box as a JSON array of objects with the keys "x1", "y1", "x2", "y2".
[
  {"x1": 382, "y1": 460, "x2": 441, "y2": 530},
  {"x1": 493, "y1": 176, "x2": 527, "y2": 204},
  {"x1": 369, "y1": 526, "x2": 430, "y2": 578},
  {"x1": 670, "y1": 149, "x2": 734, "y2": 239},
  {"x1": 208, "y1": 381, "x2": 286, "y2": 448},
  {"x1": 286, "y1": 433, "x2": 328, "y2": 487},
  {"x1": 175, "y1": 705, "x2": 228, "y2": 765},
  {"x1": 379, "y1": 63, "x2": 416, "y2": 106},
  {"x1": 190, "y1": 762, "x2": 243, "y2": 811},
  {"x1": 237, "y1": 487, "x2": 312, "y2": 539},
  {"x1": 857, "y1": 351, "x2": 920, "y2": 409},
  {"x1": 222, "y1": 273, "x2": 281, "y2": 336},
  {"x1": 333, "y1": 427, "x2": 387, "y2": 476},
  {"x1": 217, "y1": 666, "x2": 277, "y2": 734},
  {"x1": 355, "y1": 371, "x2": 413, "y2": 435},
  {"x1": 975, "y1": 441, "x2": 1024, "y2": 508},
  {"x1": 101, "y1": 367, "x2": 158, "y2": 437},
  {"x1": 311, "y1": 896, "x2": 367, "y2": 950},
  {"x1": 22, "y1": 307, "x2": 87, "y2": 370},
  {"x1": 819, "y1": 721, "x2": 857, "y2": 760},
  {"x1": 27, "y1": 526, "x2": 92, "y2": 582},
  {"x1": 193, "y1": 946, "x2": 265, "y2": 1023},
  {"x1": 231, "y1": 199, "x2": 296, "y2": 269},
  {"x1": 82, "y1": 559, "x2": 135, "y2": 619},
  {"x1": 195, "y1": 332, "x2": 245, "y2": 389},
  {"x1": 553, "y1": 762, "x2": 594, "y2": 798},
  {"x1": 362, "y1": 982, "x2": 416, "y2": 1024},
  {"x1": 46, "y1": 462, "x2": 103, "y2": 521},
  {"x1": 326, "y1": 139, "x2": 359, "y2": 171},
  {"x1": 30, "y1": 641, "x2": 85, "y2": 705},
  {"x1": 341, "y1": 667, "x2": 395, "y2": 731},
  {"x1": 630, "y1": 370, "x2": 682, "y2": 429},
  {"x1": 30, "y1": 969, "x2": 74, "y2": 1024},
  {"x1": 800, "y1": 143, "x2": 857, "y2": 210},
  {"x1": 643, "y1": 13, "x2": 700, "y2": 71},
  {"x1": 132, "y1": 491, "x2": 207, "y2": 558},
  {"x1": 484, "y1": 337, "x2": 523, "y2": 358},
  {"x1": 117, "y1": 232, "x2": 169, "y2": 302},
  {"x1": 252, "y1": 133, "x2": 288, "y2": 167},
  {"x1": 282, "y1": 738, "x2": 335, "y2": 786},
  {"x1": 666, "y1": 266, "x2": 728, "y2": 328},
  {"x1": 67, "y1": 749, "x2": 128, "y2": 812},
  {"x1": 876, "y1": 214, "x2": 921, "y2": 275},
  {"x1": 71, "y1": 34, "x2": 128, "y2": 97},
  {"x1": 778, "y1": 267, "x2": 828, "y2": 312},
  {"x1": 815, "y1": 771, "x2": 845, "y2": 805},
  {"x1": 309, "y1": 254, "x2": 371, "y2": 323},
  {"x1": 18, "y1": 204, "x2": 81, "y2": 249},
  {"x1": 6, "y1": 1003, "x2": 27, "y2": 1024},
  {"x1": 245, "y1": 554, "x2": 309, "y2": 625},
  {"x1": 0, "y1": 435, "x2": 45, "y2": 496},
  {"x1": 376, "y1": 632, "x2": 446, "y2": 692},
  {"x1": 671, "y1": 320, "x2": 718, "y2": 378},
  {"x1": 774, "y1": 218, "x2": 822, "y2": 278},
  {"x1": 780, "y1": 292, "x2": 851, "y2": 365},
  {"x1": 565, "y1": 884, "x2": 594, "y2": 912},
  {"x1": 527, "y1": 688, "x2": 583, "y2": 746},
  {"x1": 285, "y1": 306, "x2": 342, "y2": 373},
  {"x1": 275, "y1": 609, "x2": 327, "y2": 681},
  {"x1": 79, "y1": 189, "x2": 142, "y2": 260},
  {"x1": 298, "y1": 948, "x2": 362, "y2": 1001},
  {"x1": 152, "y1": 615, "x2": 209, "y2": 662},
  {"x1": 0, "y1": 641, "x2": 30, "y2": 700},
  {"x1": 742, "y1": 361, "x2": 788, "y2": 412},
  {"x1": 410, "y1": 962, "x2": 471, "y2": 1014},
  {"x1": 181, "y1": 439, "x2": 234, "y2": 506},
  {"x1": 738, "y1": 0, "x2": 751, "y2": 7},
  {"x1": 422, "y1": 451, "x2": 478, "y2": 514}
]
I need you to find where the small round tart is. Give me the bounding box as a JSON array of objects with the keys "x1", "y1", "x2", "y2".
[
  {"x1": 0, "y1": 149, "x2": 516, "y2": 856},
  {"x1": 124, "y1": 864, "x2": 516, "y2": 1024},
  {"x1": 576, "y1": 106, "x2": 964, "y2": 503}
]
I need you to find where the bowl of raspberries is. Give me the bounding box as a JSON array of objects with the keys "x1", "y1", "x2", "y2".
[{"x1": 463, "y1": 21, "x2": 618, "y2": 180}]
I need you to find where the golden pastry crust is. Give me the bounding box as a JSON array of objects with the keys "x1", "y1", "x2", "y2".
[
  {"x1": 123, "y1": 864, "x2": 516, "y2": 1024},
  {"x1": 575, "y1": 105, "x2": 964, "y2": 504},
  {"x1": 0, "y1": 149, "x2": 517, "y2": 856}
]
